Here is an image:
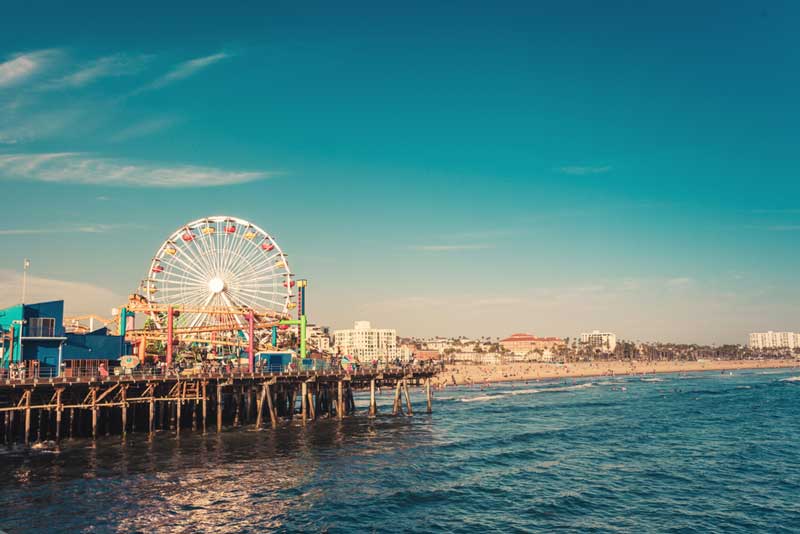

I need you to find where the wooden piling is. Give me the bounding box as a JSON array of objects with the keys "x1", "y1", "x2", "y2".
[
  {"x1": 392, "y1": 381, "x2": 403, "y2": 416},
  {"x1": 201, "y1": 382, "x2": 207, "y2": 434},
  {"x1": 337, "y1": 380, "x2": 344, "y2": 420},
  {"x1": 121, "y1": 385, "x2": 128, "y2": 438},
  {"x1": 216, "y1": 382, "x2": 223, "y2": 433},
  {"x1": 265, "y1": 381, "x2": 278, "y2": 429},
  {"x1": 23, "y1": 390, "x2": 32, "y2": 446},
  {"x1": 426, "y1": 377, "x2": 432, "y2": 414},
  {"x1": 148, "y1": 390, "x2": 155, "y2": 435},
  {"x1": 176, "y1": 395, "x2": 182, "y2": 436},
  {"x1": 256, "y1": 383, "x2": 265, "y2": 429},
  {"x1": 307, "y1": 384, "x2": 316, "y2": 420},
  {"x1": 369, "y1": 379, "x2": 377, "y2": 417},
  {"x1": 55, "y1": 388, "x2": 63, "y2": 443},
  {"x1": 233, "y1": 387, "x2": 242, "y2": 427},
  {"x1": 91, "y1": 387, "x2": 98, "y2": 440},
  {"x1": 289, "y1": 387, "x2": 297, "y2": 420},
  {"x1": 301, "y1": 382, "x2": 308, "y2": 423},
  {"x1": 402, "y1": 379, "x2": 413, "y2": 416}
]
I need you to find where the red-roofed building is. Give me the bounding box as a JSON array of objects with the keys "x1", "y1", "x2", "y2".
[
  {"x1": 500, "y1": 333, "x2": 565, "y2": 355},
  {"x1": 413, "y1": 350, "x2": 441, "y2": 361}
]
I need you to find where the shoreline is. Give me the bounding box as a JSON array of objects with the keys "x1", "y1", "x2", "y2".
[{"x1": 434, "y1": 359, "x2": 799, "y2": 387}]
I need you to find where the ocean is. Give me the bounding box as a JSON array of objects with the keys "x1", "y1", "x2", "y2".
[{"x1": 1, "y1": 369, "x2": 799, "y2": 533}]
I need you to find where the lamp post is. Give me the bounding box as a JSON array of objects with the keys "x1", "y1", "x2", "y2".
[{"x1": 21, "y1": 259, "x2": 30, "y2": 305}]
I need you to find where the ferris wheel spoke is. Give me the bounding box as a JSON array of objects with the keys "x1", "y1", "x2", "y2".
[
  {"x1": 186, "y1": 229, "x2": 218, "y2": 280},
  {"x1": 229, "y1": 261, "x2": 284, "y2": 284},
  {"x1": 224, "y1": 228, "x2": 250, "y2": 274},
  {"x1": 219, "y1": 291, "x2": 247, "y2": 329},
  {"x1": 227, "y1": 286, "x2": 288, "y2": 309},
  {"x1": 187, "y1": 292, "x2": 216, "y2": 329},
  {"x1": 164, "y1": 247, "x2": 212, "y2": 282}
]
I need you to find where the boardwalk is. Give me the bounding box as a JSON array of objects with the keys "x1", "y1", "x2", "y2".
[{"x1": 0, "y1": 368, "x2": 437, "y2": 445}]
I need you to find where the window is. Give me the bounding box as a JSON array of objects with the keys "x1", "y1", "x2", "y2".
[{"x1": 28, "y1": 317, "x2": 55, "y2": 337}]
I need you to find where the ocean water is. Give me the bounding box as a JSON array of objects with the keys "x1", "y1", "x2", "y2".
[{"x1": 2, "y1": 369, "x2": 800, "y2": 533}]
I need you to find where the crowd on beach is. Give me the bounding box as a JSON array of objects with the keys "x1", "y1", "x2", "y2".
[{"x1": 432, "y1": 359, "x2": 800, "y2": 388}]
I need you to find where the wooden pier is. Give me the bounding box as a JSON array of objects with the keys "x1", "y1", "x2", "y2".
[{"x1": 0, "y1": 370, "x2": 436, "y2": 445}]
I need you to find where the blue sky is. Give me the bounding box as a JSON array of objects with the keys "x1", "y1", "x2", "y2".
[{"x1": 1, "y1": 1, "x2": 798, "y2": 344}]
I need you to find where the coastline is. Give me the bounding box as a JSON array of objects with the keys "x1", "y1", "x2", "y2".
[{"x1": 434, "y1": 359, "x2": 799, "y2": 387}]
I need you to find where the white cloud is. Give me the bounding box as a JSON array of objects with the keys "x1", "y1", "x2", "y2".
[
  {"x1": 0, "y1": 152, "x2": 273, "y2": 188},
  {"x1": 141, "y1": 52, "x2": 230, "y2": 91},
  {"x1": 0, "y1": 108, "x2": 87, "y2": 144},
  {"x1": 666, "y1": 277, "x2": 693, "y2": 288},
  {"x1": 0, "y1": 269, "x2": 122, "y2": 316},
  {"x1": 412, "y1": 244, "x2": 494, "y2": 251},
  {"x1": 109, "y1": 117, "x2": 176, "y2": 142},
  {"x1": 47, "y1": 54, "x2": 150, "y2": 88},
  {"x1": 557, "y1": 165, "x2": 612, "y2": 176},
  {"x1": 0, "y1": 50, "x2": 59, "y2": 87}
]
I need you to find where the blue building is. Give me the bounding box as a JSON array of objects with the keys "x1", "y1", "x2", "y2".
[{"x1": 0, "y1": 300, "x2": 129, "y2": 375}]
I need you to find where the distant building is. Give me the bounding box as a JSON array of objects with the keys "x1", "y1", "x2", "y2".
[
  {"x1": 412, "y1": 350, "x2": 441, "y2": 361},
  {"x1": 306, "y1": 325, "x2": 333, "y2": 353},
  {"x1": 333, "y1": 321, "x2": 398, "y2": 363},
  {"x1": 500, "y1": 333, "x2": 566, "y2": 356},
  {"x1": 580, "y1": 330, "x2": 617, "y2": 352},
  {"x1": 748, "y1": 331, "x2": 800, "y2": 350},
  {"x1": 423, "y1": 338, "x2": 451, "y2": 352}
]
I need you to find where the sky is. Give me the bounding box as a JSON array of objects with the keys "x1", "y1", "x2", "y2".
[{"x1": 0, "y1": 1, "x2": 798, "y2": 344}]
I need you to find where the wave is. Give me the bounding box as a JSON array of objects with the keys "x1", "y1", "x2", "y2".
[
  {"x1": 640, "y1": 378, "x2": 664, "y2": 382},
  {"x1": 779, "y1": 376, "x2": 800, "y2": 382},
  {"x1": 461, "y1": 383, "x2": 593, "y2": 402},
  {"x1": 461, "y1": 394, "x2": 507, "y2": 403}
]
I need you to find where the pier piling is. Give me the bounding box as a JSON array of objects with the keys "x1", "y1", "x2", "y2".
[{"x1": 0, "y1": 369, "x2": 434, "y2": 444}]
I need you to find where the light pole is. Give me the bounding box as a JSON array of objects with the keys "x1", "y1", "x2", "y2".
[{"x1": 21, "y1": 258, "x2": 30, "y2": 305}]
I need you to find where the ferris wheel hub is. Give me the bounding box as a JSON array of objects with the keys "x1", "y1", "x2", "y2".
[{"x1": 208, "y1": 277, "x2": 226, "y2": 294}]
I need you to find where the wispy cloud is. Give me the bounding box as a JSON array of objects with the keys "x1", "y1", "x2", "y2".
[
  {"x1": 411, "y1": 244, "x2": 494, "y2": 252},
  {"x1": 666, "y1": 277, "x2": 693, "y2": 288},
  {"x1": 47, "y1": 53, "x2": 150, "y2": 89},
  {"x1": 557, "y1": 165, "x2": 612, "y2": 176},
  {"x1": 0, "y1": 108, "x2": 88, "y2": 144},
  {"x1": 0, "y1": 49, "x2": 60, "y2": 88},
  {"x1": 0, "y1": 223, "x2": 133, "y2": 236},
  {"x1": 0, "y1": 152, "x2": 274, "y2": 188},
  {"x1": 0, "y1": 269, "x2": 122, "y2": 315},
  {"x1": 109, "y1": 116, "x2": 177, "y2": 142},
  {"x1": 140, "y1": 52, "x2": 230, "y2": 91}
]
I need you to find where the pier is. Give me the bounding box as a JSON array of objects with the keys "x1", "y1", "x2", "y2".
[{"x1": 0, "y1": 368, "x2": 436, "y2": 445}]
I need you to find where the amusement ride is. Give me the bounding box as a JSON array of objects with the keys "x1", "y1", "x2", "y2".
[{"x1": 119, "y1": 216, "x2": 308, "y2": 371}]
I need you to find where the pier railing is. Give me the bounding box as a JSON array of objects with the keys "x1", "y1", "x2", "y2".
[{"x1": 0, "y1": 362, "x2": 442, "y2": 385}]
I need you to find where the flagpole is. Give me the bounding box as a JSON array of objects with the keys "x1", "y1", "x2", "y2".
[{"x1": 21, "y1": 258, "x2": 30, "y2": 305}]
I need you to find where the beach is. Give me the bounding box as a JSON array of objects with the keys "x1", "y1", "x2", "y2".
[{"x1": 434, "y1": 359, "x2": 800, "y2": 387}]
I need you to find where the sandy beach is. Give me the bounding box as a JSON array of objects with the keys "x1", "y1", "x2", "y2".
[{"x1": 434, "y1": 359, "x2": 799, "y2": 387}]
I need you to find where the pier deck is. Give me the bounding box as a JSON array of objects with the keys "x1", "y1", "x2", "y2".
[{"x1": 0, "y1": 368, "x2": 437, "y2": 445}]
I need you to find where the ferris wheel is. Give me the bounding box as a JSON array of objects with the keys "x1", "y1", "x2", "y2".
[{"x1": 139, "y1": 216, "x2": 294, "y2": 332}]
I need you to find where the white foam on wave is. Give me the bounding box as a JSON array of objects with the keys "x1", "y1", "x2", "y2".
[
  {"x1": 779, "y1": 376, "x2": 800, "y2": 382},
  {"x1": 461, "y1": 394, "x2": 508, "y2": 403},
  {"x1": 640, "y1": 378, "x2": 664, "y2": 382},
  {"x1": 460, "y1": 383, "x2": 593, "y2": 402}
]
